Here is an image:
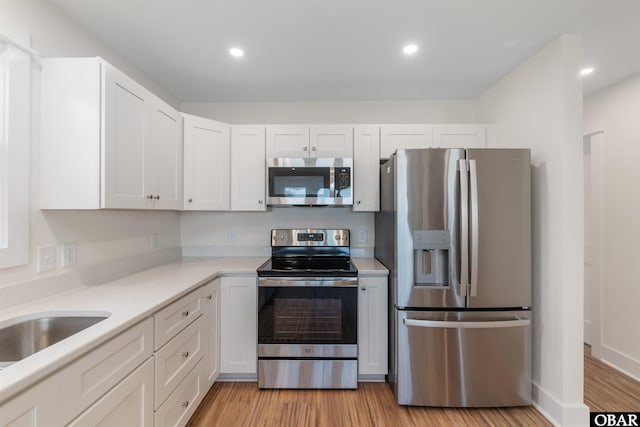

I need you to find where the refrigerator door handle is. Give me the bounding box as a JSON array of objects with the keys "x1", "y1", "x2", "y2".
[
  {"x1": 458, "y1": 159, "x2": 469, "y2": 297},
  {"x1": 403, "y1": 317, "x2": 530, "y2": 329},
  {"x1": 469, "y1": 159, "x2": 479, "y2": 297}
]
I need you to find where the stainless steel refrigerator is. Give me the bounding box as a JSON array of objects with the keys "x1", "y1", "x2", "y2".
[{"x1": 375, "y1": 148, "x2": 532, "y2": 407}]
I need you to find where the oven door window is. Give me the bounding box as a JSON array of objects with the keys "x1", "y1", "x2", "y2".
[
  {"x1": 258, "y1": 286, "x2": 356, "y2": 345},
  {"x1": 269, "y1": 167, "x2": 331, "y2": 198}
]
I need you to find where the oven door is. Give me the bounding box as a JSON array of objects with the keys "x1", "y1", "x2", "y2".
[
  {"x1": 257, "y1": 278, "x2": 358, "y2": 358},
  {"x1": 266, "y1": 158, "x2": 352, "y2": 206}
]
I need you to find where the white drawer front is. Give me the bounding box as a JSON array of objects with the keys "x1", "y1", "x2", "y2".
[
  {"x1": 154, "y1": 316, "x2": 203, "y2": 408},
  {"x1": 154, "y1": 289, "x2": 203, "y2": 350},
  {"x1": 61, "y1": 318, "x2": 153, "y2": 424},
  {"x1": 154, "y1": 362, "x2": 203, "y2": 427},
  {"x1": 66, "y1": 357, "x2": 154, "y2": 427}
]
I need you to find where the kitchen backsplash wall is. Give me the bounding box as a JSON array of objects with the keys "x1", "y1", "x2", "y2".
[{"x1": 181, "y1": 209, "x2": 374, "y2": 257}]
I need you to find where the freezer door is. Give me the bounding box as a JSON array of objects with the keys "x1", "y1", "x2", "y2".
[
  {"x1": 394, "y1": 149, "x2": 466, "y2": 309},
  {"x1": 465, "y1": 149, "x2": 531, "y2": 308},
  {"x1": 395, "y1": 310, "x2": 532, "y2": 407}
]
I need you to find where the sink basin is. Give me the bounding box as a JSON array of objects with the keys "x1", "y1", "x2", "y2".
[{"x1": 0, "y1": 312, "x2": 110, "y2": 368}]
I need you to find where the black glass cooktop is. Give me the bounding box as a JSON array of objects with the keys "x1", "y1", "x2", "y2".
[{"x1": 257, "y1": 256, "x2": 358, "y2": 277}]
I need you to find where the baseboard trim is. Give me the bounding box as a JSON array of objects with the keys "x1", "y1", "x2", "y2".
[
  {"x1": 597, "y1": 344, "x2": 640, "y2": 381},
  {"x1": 532, "y1": 382, "x2": 590, "y2": 427}
]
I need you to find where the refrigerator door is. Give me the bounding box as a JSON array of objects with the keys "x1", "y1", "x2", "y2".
[
  {"x1": 465, "y1": 149, "x2": 531, "y2": 308},
  {"x1": 395, "y1": 310, "x2": 532, "y2": 407},
  {"x1": 393, "y1": 149, "x2": 466, "y2": 309}
]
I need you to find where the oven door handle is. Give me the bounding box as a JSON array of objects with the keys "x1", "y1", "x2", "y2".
[{"x1": 258, "y1": 278, "x2": 358, "y2": 287}]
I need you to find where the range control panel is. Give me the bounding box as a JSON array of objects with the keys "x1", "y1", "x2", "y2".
[{"x1": 271, "y1": 229, "x2": 350, "y2": 247}]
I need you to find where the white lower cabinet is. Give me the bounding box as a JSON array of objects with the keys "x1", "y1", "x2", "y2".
[
  {"x1": 220, "y1": 276, "x2": 257, "y2": 376},
  {"x1": 154, "y1": 362, "x2": 203, "y2": 427},
  {"x1": 358, "y1": 275, "x2": 388, "y2": 377},
  {"x1": 201, "y1": 280, "x2": 220, "y2": 389},
  {"x1": 0, "y1": 372, "x2": 61, "y2": 427},
  {"x1": 67, "y1": 358, "x2": 154, "y2": 427}
]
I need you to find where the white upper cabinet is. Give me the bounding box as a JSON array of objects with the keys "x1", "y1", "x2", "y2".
[
  {"x1": 353, "y1": 126, "x2": 380, "y2": 212},
  {"x1": 380, "y1": 125, "x2": 433, "y2": 159},
  {"x1": 40, "y1": 57, "x2": 182, "y2": 210},
  {"x1": 266, "y1": 126, "x2": 309, "y2": 157},
  {"x1": 310, "y1": 125, "x2": 353, "y2": 157},
  {"x1": 183, "y1": 114, "x2": 230, "y2": 211},
  {"x1": 102, "y1": 63, "x2": 151, "y2": 209},
  {"x1": 231, "y1": 126, "x2": 266, "y2": 211},
  {"x1": 150, "y1": 98, "x2": 183, "y2": 209},
  {"x1": 266, "y1": 125, "x2": 353, "y2": 158},
  {"x1": 432, "y1": 124, "x2": 489, "y2": 149}
]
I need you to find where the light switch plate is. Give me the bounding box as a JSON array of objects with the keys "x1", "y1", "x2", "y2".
[
  {"x1": 37, "y1": 246, "x2": 55, "y2": 273},
  {"x1": 61, "y1": 242, "x2": 77, "y2": 267}
]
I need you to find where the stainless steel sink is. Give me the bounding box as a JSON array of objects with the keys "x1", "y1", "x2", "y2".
[{"x1": 0, "y1": 313, "x2": 110, "y2": 368}]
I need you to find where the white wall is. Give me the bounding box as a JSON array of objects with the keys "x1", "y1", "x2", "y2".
[
  {"x1": 181, "y1": 100, "x2": 478, "y2": 124},
  {"x1": 477, "y1": 35, "x2": 588, "y2": 426},
  {"x1": 0, "y1": 1, "x2": 181, "y2": 291},
  {"x1": 584, "y1": 72, "x2": 640, "y2": 380}
]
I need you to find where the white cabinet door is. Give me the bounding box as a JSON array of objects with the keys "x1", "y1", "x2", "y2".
[
  {"x1": 358, "y1": 276, "x2": 388, "y2": 376},
  {"x1": 0, "y1": 373, "x2": 61, "y2": 427},
  {"x1": 231, "y1": 126, "x2": 266, "y2": 211},
  {"x1": 183, "y1": 114, "x2": 230, "y2": 210},
  {"x1": 353, "y1": 126, "x2": 380, "y2": 212},
  {"x1": 67, "y1": 358, "x2": 154, "y2": 427},
  {"x1": 432, "y1": 124, "x2": 488, "y2": 149},
  {"x1": 201, "y1": 280, "x2": 220, "y2": 389},
  {"x1": 380, "y1": 125, "x2": 433, "y2": 159},
  {"x1": 102, "y1": 62, "x2": 152, "y2": 209},
  {"x1": 310, "y1": 126, "x2": 353, "y2": 157},
  {"x1": 151, "y1": 97, "x2": 183, "y2": 209},
  {"x1": 220, "y1": 276, "x2": 257, "y2": 375},
  {"x1": 265, "y1": 125, "x2": 309, "y2": 157}
]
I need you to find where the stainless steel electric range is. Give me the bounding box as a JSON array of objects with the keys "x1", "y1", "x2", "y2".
[{"x1": 256, "y1": 229, "x2": 358, "y2": 389}]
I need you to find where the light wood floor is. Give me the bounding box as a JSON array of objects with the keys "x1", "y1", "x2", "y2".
[{"x1": 187, "y1": 347, "x2": 640, "y2": 426}]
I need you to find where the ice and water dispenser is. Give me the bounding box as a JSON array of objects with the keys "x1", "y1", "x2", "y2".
[{"x1": 413, "y1": 230, "x2": 450, "y2": 286}]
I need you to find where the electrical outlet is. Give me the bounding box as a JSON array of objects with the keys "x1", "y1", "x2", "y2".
[
  {"x1": 37, "y1": 246, "x2": 56, "y2": 273},
  {"x1": 358, "y1": 229, "x2": 368, "y2": 243},
  {"x1": 61, "y1": 242, "x2": 77, "y2": 267},
  {"x1": 150, "y1": 233, "x2": 160, "y2": 249}
]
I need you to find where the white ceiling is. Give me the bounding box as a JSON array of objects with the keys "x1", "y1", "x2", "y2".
[{"x1": 48, "y1": 0, "x2": 640, "y2": 103}]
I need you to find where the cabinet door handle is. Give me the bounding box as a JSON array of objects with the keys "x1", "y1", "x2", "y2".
[
  {"x1": 181, "y1": 401, "x2": 189, "y2": 408},
  {"x1": 181, "y1": 310, "x2": 189, "y2": 317},
  {"x1": 181, "y1": 351, "x2": 189, "y2": 359},
  {"x1": 188, "y1": 198, "x2": 193, "y2": 203},
  {"x1": 205, "y1": 294, "x2": 212, "y2": 300},
  {"x1": 258, "y1": 200, "x2": 263, "y2": 204},
  {"x1": 154, "y1": 195, "x2": 160, "y2": 200},
  {"x1": 311, "y1": 146, "x2": 316, "y2": 151},
  {"x1": 361, "y1": 286, "x2": 366, "y2": 291},
  {"x1": 357, "y1": 200, "x2": 361, "y2": 204},
  {"x1": 303, "y1": 146, "x2": 308, "y2": 151},
  {"x1": 147, "y1": 194, "x2": 154, "y2": 199}
]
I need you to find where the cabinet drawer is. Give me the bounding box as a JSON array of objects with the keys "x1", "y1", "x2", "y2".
[
  {"x1": 155, "y1": 288, "x2": 203, "y2": 350},
  {"x1": 67, "y1": 357, "x2": 154, "y2": 427},
  {"x1": 154, "y1": 362, "x2": 203, "y2": 427},
  {"x1": 155, "y1": 316, "x2": 203, "y2": 408},
  {"x1": 61, "y1": 318, "x2": 153, "y2": 424}
]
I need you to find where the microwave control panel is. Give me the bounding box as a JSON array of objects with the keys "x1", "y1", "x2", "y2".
[{"x1": 336, "y1": 168, "x2": 351, "y2": 191}]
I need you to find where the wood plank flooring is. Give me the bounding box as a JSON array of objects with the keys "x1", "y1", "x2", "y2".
[{"x1": 187, "y1": 347, "x2": 640, "y2": 426}]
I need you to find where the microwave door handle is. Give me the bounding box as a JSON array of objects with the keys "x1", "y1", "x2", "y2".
[
  {"x1": 458, "y1": 159, "x2": 469, "y2": 298},
  {"x1": 330, "y1": 166, "x2": 336, "y2": 197}
]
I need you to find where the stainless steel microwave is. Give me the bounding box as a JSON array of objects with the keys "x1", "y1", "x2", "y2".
[{"x1": 266, "y1": 158, "x2": 353, "y2": 206}]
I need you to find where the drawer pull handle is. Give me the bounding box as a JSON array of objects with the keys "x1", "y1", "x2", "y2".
[
  {"x1": 181, "y1": 310, "x2": 189, "y2": 317},
  {"x1": 182, "y1": 400, "x2": 189, "y2": 408},
  {"x1": 205, "y1": 294, "x2": 213, "y2": 300},
  {"x1": 182, "y1": 351, "x2": 189, "y2": 359}
]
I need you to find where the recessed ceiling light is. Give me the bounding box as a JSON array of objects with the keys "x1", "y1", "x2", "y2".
[
  {"x1": 229, "y1": 47, "x2": 244, "y2": 58},
  {"x1": 403, "y1": 44, "x2": 418, "y2": 55},
  {"x1": 580, "y1": 67, "x2": 594, "y2": 76}
]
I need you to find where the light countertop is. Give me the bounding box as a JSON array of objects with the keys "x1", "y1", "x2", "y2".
[{"x1": 0, "y1": 256, "x2": 387, "y2": 404}]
